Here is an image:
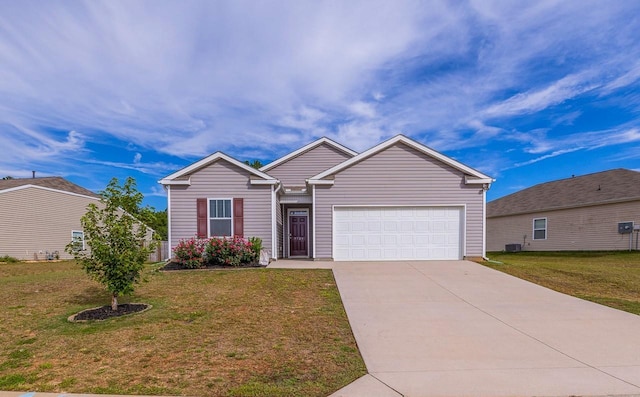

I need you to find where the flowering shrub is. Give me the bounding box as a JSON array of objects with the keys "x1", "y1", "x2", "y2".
[
  {"x1": 204, "y1": 236, "x2": 259, "y2": 267},
  {"x1": 173, "y1": 237, "x2": 207, "y2": 268},
  {"x1": 174, "y1": 236, "x2": 261, "y2": 268},
  {"x1": 248, "y1": 236, "x2": 262, "y2": 260}
]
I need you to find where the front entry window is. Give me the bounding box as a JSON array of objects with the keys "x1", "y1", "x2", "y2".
[{"x1": 209, "y1": 199, "x2": 232, "y2": 237}]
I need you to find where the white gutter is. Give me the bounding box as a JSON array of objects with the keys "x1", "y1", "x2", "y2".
[{"x1": 159, "y1": 178, "x2": 191, "y2": 186}]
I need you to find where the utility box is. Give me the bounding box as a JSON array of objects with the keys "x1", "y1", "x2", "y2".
[
  {"x1": 618, "y1": 222, "x2": 634, "y2": 234},
  {"x1": 505, "y1": 244, "x2": 522, "y2": 252}
]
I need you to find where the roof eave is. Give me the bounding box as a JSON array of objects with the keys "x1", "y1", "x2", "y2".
[
  {"x1": 249, "y1": 179, "x2": 279, "y2": 185},
  {"x1": 158, "y1": 177, "x2": 191, "y2": 186},
  {"x1": 465, "y1": 176, "x2": 495, "y2": 185},
  {"x1": 488, "y1": 196, "x2": 640, "y2": 218},
  {"x1": 306, "y1": 179, "x2": 335, "y2": 186},
  {"x1": 0, "y1": 184, "x2": 101, "y2": 200}
]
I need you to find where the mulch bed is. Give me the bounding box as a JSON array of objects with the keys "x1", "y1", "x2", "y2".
[
  {"x1": 70, "y1": 303, "x2": 151, "y2": 322},
  {"x1": 160, "y1": 261, "x2": 264, "y2": 271}
]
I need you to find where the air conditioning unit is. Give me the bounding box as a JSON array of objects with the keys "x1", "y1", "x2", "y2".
[{"x1": 505, "y1": 244, "x2": 522, "y2": 253}]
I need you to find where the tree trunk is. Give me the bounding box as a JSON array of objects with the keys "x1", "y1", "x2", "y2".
[{"x1": 111, "y1": 294, "x2": 118, "y2": 311}]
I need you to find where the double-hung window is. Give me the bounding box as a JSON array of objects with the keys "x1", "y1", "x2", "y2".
[
  {"x1": 209, "y1": 199, "x2": 232, "y2": 237},
  {"x1": 533, "y1": 218, "x2": 547, "y2": 240},
  {"x1": 71, "y1": 230, "x2": 85, "y2": 251}
]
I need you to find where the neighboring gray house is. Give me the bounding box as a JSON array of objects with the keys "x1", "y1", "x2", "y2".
[
  {"x1": 160, "y1": 135, "x2": 494, "y2": 261},
  {"x1": 487, "y1": 169, "x2": 640, "y2": 252},
  {"x1": 0, "y1": 177, "x2": 100, "y2": 260}
]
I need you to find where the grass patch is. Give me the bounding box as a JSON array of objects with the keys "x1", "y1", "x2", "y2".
[
  {"x1": 0, "y1": 261, "x2": 365, "y2": 396},
  {"x1": 482, "y1": 251, "x2": 640, "y2": 315}
]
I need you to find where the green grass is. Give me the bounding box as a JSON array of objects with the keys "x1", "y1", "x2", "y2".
[
  {"x1": 0, "y1": 261, "x2": 366, "y2": 396},
  {"x1": 482, "y1": 251, "x2": 640, "y2": 315}
]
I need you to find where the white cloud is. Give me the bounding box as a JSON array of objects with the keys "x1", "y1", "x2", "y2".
[
  {"x1": 513, "y1": 147, "x2": 584, "y2": 168},
  {"x1": 601, "y1": 61, "x2": 640, "y2": 94},
  {"x1": 147, "y1": 185, "x2": 167, "y2": 198},
  {"x1": 482, "y1": 73, "x2": 599, "y2": 119},
  {"x1": 348, "y1": 101, "x2": 377, "y2": 119}
]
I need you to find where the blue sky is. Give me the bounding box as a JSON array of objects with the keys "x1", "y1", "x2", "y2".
[{"x1": 1, "y1": 1, "x2": 640, "y2": 210}]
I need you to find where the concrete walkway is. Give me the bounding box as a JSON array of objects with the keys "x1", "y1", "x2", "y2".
[{"x1": 271, "y1": 260, "x2": 640, "y2": 397}]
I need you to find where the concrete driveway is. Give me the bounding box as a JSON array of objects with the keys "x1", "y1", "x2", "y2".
[{"x1": 271, "y1": 260, "x2": 640, "y2": 397}]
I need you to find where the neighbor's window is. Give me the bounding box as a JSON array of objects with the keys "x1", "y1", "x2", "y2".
[
  {"x1": 533, "y1": 218, "x2": 547, "y2": 240},
  {"x1": 71, "y1": 230, "x2": 85, "y2": 251},
  {"x1": 209, "y1": 198, "x2": 232, "y2": 237}
]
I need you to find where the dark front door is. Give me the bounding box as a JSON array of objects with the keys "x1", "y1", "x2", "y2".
[{"x1": 289, "y1": 215, "x2": 308, "y2": 257}]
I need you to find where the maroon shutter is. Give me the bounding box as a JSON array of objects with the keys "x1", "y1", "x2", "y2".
[
  {"x1": 233, "y1": 198, "x2": 244, "y2": 237},
  {"x1": 196, "y1": 198, "x2": 208, "y2": 238}
]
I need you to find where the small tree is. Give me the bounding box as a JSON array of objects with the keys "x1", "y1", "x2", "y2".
[
  {"x1": 66, "y1": 177, "x2": 157, "y2": 310},
  {"x1": 244, "y1": 159, "x2": 263, "y2": 169}
]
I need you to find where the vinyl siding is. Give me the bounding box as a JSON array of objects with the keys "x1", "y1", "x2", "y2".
[
  {"x1": 169, "y1": 159, "x2": 272, "y2": 256},
  {"x1": 487, "y1": 200, "x2": 640, "y2": 251},
  {"x1": 314, "y1": 143, "x2": 485, "y2": 258},
  {"x1": 265, "y1": 143, "x2": 353, "y2": 187},
  {"x1": 0, "y1": 187, "x2": 99, "y2": 260}
]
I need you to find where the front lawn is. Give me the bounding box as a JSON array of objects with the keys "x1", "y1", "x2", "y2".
[
  {"x1": 0, "y1": 261, "x2": 366, "y2": 396},
  {"x1": 482, "y1": 251, "x2": 640, "y2": 315}
]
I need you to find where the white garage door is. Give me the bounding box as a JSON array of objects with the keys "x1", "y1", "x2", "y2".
[{"x1": 333, "y1": 206, "x2": 463, "y2": 261}]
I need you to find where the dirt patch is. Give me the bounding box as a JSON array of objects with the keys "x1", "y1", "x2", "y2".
[{"x1": 69, "y1": 303, "x2": 151, "y2": 322}]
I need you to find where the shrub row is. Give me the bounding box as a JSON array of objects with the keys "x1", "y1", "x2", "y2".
[{"x1": 173, "y1": 236, "x2": 262, "y2": 268}]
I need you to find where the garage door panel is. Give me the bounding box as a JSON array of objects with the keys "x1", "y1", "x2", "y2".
[
  {"x1": 400, "y1": 235, "x2": 414, "y2": 246},
  {"x1": 335, "y1": 221, "x2": 351, "y2": 232},
  {"x1": 384, "y1": 248, "x2": 398, "y2": 258},
  {"x1": 384, "y1": 221, "x2": 397, "y2": 232},
  {"x1": 368, "y1": 221, "x2": 381, "y2": 231},
  {"x1": 400, "y1": 222, "x2": 413, "y2": 232},
  {"x1": 369, "y1": 248, "x2": 382, "y2": 259},
  {"x1": 415, "y1": 221, "x2": 429, "y2": 232},
  {"x1": 334, "y1": 206, "x2": 462, "y2": 261},
  {"x1": 383, "y1": 235, "x2": 397, "y2": 246},
  {"x1": 384, "y1": 209, "x2": 397, "y2": 218},
  {"x1": 351, "y1": 221, "x2": 366, "y2": 232}
]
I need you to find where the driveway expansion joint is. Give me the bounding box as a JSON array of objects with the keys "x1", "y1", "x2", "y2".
[{"x1": 369, "y1": 373, "x2": 405, "y2": 397}]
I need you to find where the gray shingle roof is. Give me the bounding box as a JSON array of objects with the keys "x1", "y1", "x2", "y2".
[
  {"x1": 0, "y1": 177, "x2": 100, "y2": 198},
  {"x1": 487, "y1": 169, "x2": 640, "y2": 218}
]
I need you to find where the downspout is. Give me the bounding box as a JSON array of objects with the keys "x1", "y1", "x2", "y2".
[
  {"x1": 312, "y1": 184, "x2": 316, "y2": 259},
  {"x1": 482, "y1": 183, "x2": 490, "y2": 261},
  {"x1": 166, "y1": 184, "x2": 172, "y2": 260},
  {"x1": 271, "y1": 182, "x2": 282, "y2": 261}
]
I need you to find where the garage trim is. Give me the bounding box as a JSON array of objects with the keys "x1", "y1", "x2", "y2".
[{"x1": 332, "y1": 204, "x2": 467, "y2": 261}]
